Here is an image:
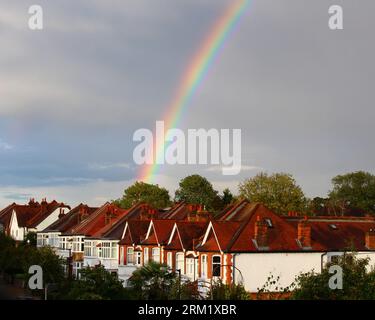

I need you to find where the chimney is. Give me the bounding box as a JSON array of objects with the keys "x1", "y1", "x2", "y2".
[
  {"x1": 298, "y1": 216, "x2": 311, "y2": 248},
  {"x1": 186, "y1": 204, "x2": 197, "y2": 221},
  {"x1": 254, "y1": 216, "x2": 268, "y2": 248},
  {"x1": 365, "y1": 229, "x2": 375, "y2": 250},
  {"x1": 140, "y1": 204, "x2": 154, "y2": 220},
  {"x1": 78, "y1": 206, "x2": 89, "y2": 222},
  {"x1": 105, "y1": 205, "x2": 117, "y2": 225},
  {"x1": 58, "y1": 208, "x2": 65, "y2": 219}
]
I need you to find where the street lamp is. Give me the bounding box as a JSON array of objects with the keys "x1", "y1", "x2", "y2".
[{"x1": 176, "y1": 269, "x2": 181, "y2": 300}]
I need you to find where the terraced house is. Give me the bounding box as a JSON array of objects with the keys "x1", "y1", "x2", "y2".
[
  {"x1": 0, "y1": 198, "x2": 70, "y2": 242},
  {"x1": 28, "y1": 199, "x2": 375, "y2": 293}
]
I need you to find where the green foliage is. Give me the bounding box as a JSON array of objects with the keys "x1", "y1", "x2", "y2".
[
  {"x1": 291, "y1": 253, "x2": 375, "y2": 300},
  {"x1": 128, "y1": 261, "x2": 178, "y2": 300},
  {"x1": 175, "y1": 175, "x2": 219, "y2": 211},
  {"x1": 23, "y1": 232, "x2": 37, "y2": 246},
  {"x1": 329, "y1": 171, "x2": 375, "y2": 215},
  {"x1": 128, "y1": 262, "x2": 204, "y2": 300},
  {"x1": 221, "y1": 188, "x2": 235, "y2": 206},
  {"x1": 115, "y1": 181, "x2": 171, "y2": 209},
  {"x1": 0, "y1": 234, "x2": 65, "y2": 294},
  {"x1": 257, "y1": 274, "x2": 292, "y2": 300},
  {"x1": 207, "y1": 279, "x2": 249, "y2": 300},
  {"x1": 239, "y1": 172, "x2": 308, "y2": 215},
  {"x1": 63, "y1": 265, "x2": 129, "y2": 300}
]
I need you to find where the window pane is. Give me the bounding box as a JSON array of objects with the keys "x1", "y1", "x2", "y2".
[
  {"x1": 213, "y1": 256, "x2": 221, "y2": 263},
  {"x1": 212, "y1": 256, "x2": 221, "y2": 277}
]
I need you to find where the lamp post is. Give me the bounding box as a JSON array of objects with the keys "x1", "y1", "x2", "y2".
[{"x1": 176, "y1": 269, "x2": 181, "y2": 300}]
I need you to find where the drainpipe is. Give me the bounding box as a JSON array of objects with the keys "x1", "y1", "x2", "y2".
[{"x1": 232, "y1": 253, "x2": 237, "y2": 285}]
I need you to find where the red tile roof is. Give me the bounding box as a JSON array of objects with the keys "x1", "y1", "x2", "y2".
[
  {"x1": 165, "y1": 221, "x2": 208, "y2": 251},
  {"x1": 284, "y1": 216, "x2": 375, "y2": 251},
  {"x1": 141, "y1": 219, "x2": 175, "y2": 245},
  {"x1": 41, "y1": 204, "x2": 98, "y2": 233},
  {"x1": 0, "y1": 199, "x2": 70, "y2": 231},
  {"x1": 118, "y1": 220, "x2": 150, "y2": 245},
  {"x1": 64, "y1": 202, "x2": 119, "y2": 236}
]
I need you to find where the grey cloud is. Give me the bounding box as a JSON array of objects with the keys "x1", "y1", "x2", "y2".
[{"x1": 0, "y1": 0, "x2": 374, "y2": 203}]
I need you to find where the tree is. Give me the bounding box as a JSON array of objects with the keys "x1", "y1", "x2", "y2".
[
  {"x1": 238, "y1": 172, "x2": 307, "y2": 215},
  {"x1": 23, "y1": 232, "x2": 37, "y2": 246},
  {"x1": 128, "y1": 261, "x2": 201, "y2": 300},
  {"x1": 291, "y1": 253, "x2": 375, "y2": 300},
  {"x1": 24, "y1": 246, "x2": 65, "y2": 286},
  {"x1": 64, "y1": 265, "x2": 128, "y2": 300},
  {"x1": 221, "y1": 188, "x2": 235, "y2": 206},
  {"x1": 329, "y1": 171, "x2": 375, "y2": 215},
  {"x1": 175, "y1": 175, "x2": 218, "y2": 211},
  {"x1": 208, "y1": 279, "x2": 249, "y2": 300},
  {"x1": 128, "y1": 261, "x2": 177, "y2": 300},
  {"x1": 115, "y1": 181, "x2": 171, "y2": 209}
]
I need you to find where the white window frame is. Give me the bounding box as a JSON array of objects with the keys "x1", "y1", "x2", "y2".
[
  {"x1": 144, "y1": 248, "x2": 149, "y2": 265},
  {"x1": 201, "y1": 255, "x2": 207, "y2": 278},
  {"x1": 167, "y1": 252, "x2": 173, "y2": 269},
  {"x1": 135, "y1": 251, "x2": 142, "y2": 266},
  {"x1": 127, "y1": 247, "x2": 135, "y2": 265},
  {"x1": 176, "y1": 252, "x2": 185, "y2": 274},
  {"x1": 151, "y1": 247, "x2": 160, "y2": 263},
  {"x1": 120, "y1": 247, "x2": 124, "y2": 265}
]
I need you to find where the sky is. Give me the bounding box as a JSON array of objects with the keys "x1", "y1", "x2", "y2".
[{"x1": 0, "y1": 0, "x2": 374, "y2": 208}]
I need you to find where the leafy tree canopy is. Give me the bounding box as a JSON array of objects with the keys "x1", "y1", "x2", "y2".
[
  {"x1": 175, "y1": 175, "x2": 219, "y2": 211},
  {"x1": 239, "y1": 172, "x2": 307, "y2": 215},
  {"x1": 115, "y1": 181, "x2": 171, "y2": 209},
  {"x1": 291, "y1": 254, "x2": 375, "y2": 300},
  {"x1": 329, "y1": 171, "x2": 375, "y2": 215},
  {"x1": 65, "y1": 265, "x2": 128, "y2": 300}
]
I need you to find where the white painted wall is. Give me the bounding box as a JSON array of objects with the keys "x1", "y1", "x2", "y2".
[
  {"x1": 234, "y1": 251, "x2": 375, "y2": 293},
  {"x1": 9, "y1": 210, "x2": 25, "y2": 241},
  {"x1": 234, "y1": 252, "x2": 324, "y2": 292}
]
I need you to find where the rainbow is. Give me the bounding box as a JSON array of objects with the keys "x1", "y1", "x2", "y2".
[{"x1": 138, "y1": 0, "x2": 251, "y2": 183}]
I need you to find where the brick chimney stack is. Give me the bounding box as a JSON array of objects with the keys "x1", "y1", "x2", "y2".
[
  {"x1": 298, "y1": 216, "x2": 311, "y2": 248},
  {"x1": 78, "y1": 206, "x2": 89, "y2": 222},
  {"x1": 58, "y1": 208, "x2": 65, "y2": 219},
  {"x1": 365, "y1": 229, "x2": 375, "y2": 250},
  {"x1": 254, "y1": 216, "x2": 268, "y2": 248}
]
